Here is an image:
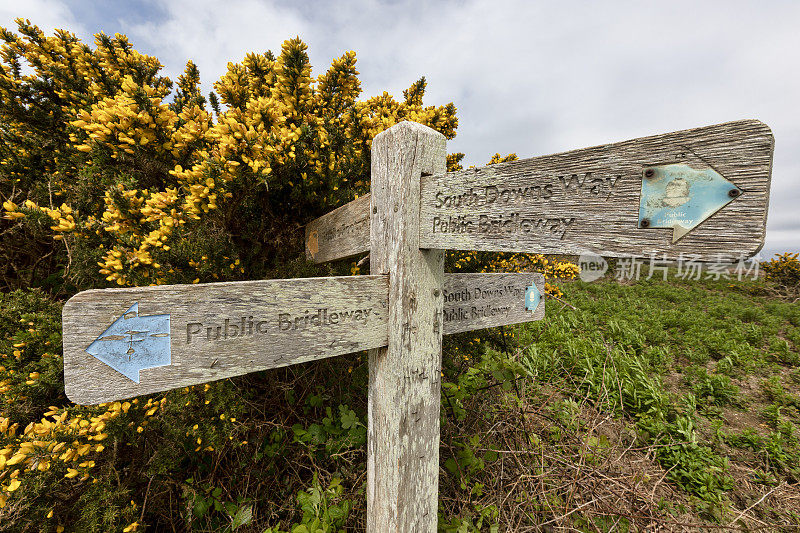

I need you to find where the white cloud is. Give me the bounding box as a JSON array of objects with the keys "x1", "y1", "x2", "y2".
[
  {"x1": 123, "y1": 0, "x2": 309, "y2": 91},
  {"x1": 0, "y1": 0, "x2": 86, "y2": 37}
]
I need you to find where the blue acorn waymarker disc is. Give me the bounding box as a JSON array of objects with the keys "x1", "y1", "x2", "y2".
[{"x1": 525, "y1": 283, "x2": 541, "y2": 312}]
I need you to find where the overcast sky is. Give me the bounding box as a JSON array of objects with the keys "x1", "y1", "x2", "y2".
[{"x1": 2, "y1": 0, "x2": 798, "y2": 256}]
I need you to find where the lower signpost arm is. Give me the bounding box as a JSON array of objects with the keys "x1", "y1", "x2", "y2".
[{"x1": 367, "y1": 121, "x2": 447, "y2": 532}]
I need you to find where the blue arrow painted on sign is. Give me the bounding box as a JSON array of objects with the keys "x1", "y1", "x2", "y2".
[
  {"x1": 85, "y1": 303, "x2": 171, "y2": 383},
  {"x1": 639, "y1": 163, "x2": 742, "y2": 243},
  {"x1": 525, "y1": 284, "x2": 541, "y2": 312}
]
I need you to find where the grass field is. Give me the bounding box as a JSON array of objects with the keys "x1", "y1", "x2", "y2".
[{"x1": 439, "y1": 271, "x2": 800, "y2": 530}]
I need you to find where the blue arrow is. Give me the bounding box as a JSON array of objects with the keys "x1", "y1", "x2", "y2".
[
  {"x1": 525, "y1": 284, "x2": 541, "y2": 312},
  {"x1": 639, "y1": 164, "x2": 741, "y2": 243},
  {"x1": 85, "y1": 303, "x2": 171, "y2": 383}
]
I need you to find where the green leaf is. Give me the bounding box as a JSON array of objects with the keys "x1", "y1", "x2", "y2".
[
  {"x1": 231, "y1": 504, "x2": 253, "y2": 529},
  {"x1": 340, "y1": 408, "x2": 358, "y2": 430},
  {"x1": 193, "y1": 498, "x2": 210, "y2": 518}
]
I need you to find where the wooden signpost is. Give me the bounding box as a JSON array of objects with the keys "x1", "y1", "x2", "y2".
[{"x1": 64, "y1": 118, "x2": 773, "y2": 532}]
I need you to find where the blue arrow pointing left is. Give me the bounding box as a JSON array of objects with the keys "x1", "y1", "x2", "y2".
[{"x1": 85, "y1": 303, "x2": 171, "y2": 383}]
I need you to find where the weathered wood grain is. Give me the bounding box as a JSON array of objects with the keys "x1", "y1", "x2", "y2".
[
  {"x1": 443, "y1": 272, "x2": 544, "y2": 335},
  {"x1": 305, "y1": 193, "x2": 371, "y2": 263},
  {"x1": 419, "y1": 119, "x2": 773, "y2": 260},
  {"x1": 367, "y1": 122, "x2": 447, "y2": 532},
  {"x1": 63, "y1": 276, "x2": 389, "y2": 405}
]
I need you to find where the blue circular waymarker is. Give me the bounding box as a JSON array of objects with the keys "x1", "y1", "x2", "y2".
[{"x1": 525, "y1": 284, "x2": 541, "y2": 312}]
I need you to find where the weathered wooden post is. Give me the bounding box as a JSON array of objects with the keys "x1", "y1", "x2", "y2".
[{"x1": 367, "y1": 122, "x2": 446, "y2": 531}]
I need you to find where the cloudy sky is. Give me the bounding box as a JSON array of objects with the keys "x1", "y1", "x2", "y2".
[{"x1": 2, "y1": 0, "x2": 798, "y2": 256}]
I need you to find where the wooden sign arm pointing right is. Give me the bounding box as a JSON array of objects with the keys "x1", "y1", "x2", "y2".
[{"x1": 307, "y1": 119, "x2": 773, "y2": 263}]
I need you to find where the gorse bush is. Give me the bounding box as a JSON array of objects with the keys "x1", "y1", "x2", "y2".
[{"x1": 0, "y1": 19, "x2": 461, "y2": 291}]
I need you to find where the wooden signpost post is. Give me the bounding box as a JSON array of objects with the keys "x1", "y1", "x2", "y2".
[{"x1": 64, "y1": 119, "x2": 773, "y2": 532}]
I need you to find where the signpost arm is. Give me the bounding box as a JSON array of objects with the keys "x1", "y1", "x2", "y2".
[{"x1": 367, "y1": 121, "x2": 446, "y2": 532}]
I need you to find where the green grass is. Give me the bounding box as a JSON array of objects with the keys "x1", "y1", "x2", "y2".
[{"x1": 509, "y1": 273, "x2": 800, "y2": 522}]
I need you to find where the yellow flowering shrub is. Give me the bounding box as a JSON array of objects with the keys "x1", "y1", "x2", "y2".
[
  {"x1": 0, "y1": 21, "x2": 457, "y2": 291},
  {"x1": 761, "y1": 252, "x2": 800, "y2": 298}
]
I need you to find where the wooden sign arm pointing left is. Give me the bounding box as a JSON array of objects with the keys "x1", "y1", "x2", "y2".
[
  {"x1": 63, "y1": 272, "x2": 543, "y2": 405},
  {"x1": 63, "y1": 275, "x2": 390, "y2": 405},
  {"x1": 306, "y1": 193, "x2": 371, "y2": 263}
]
